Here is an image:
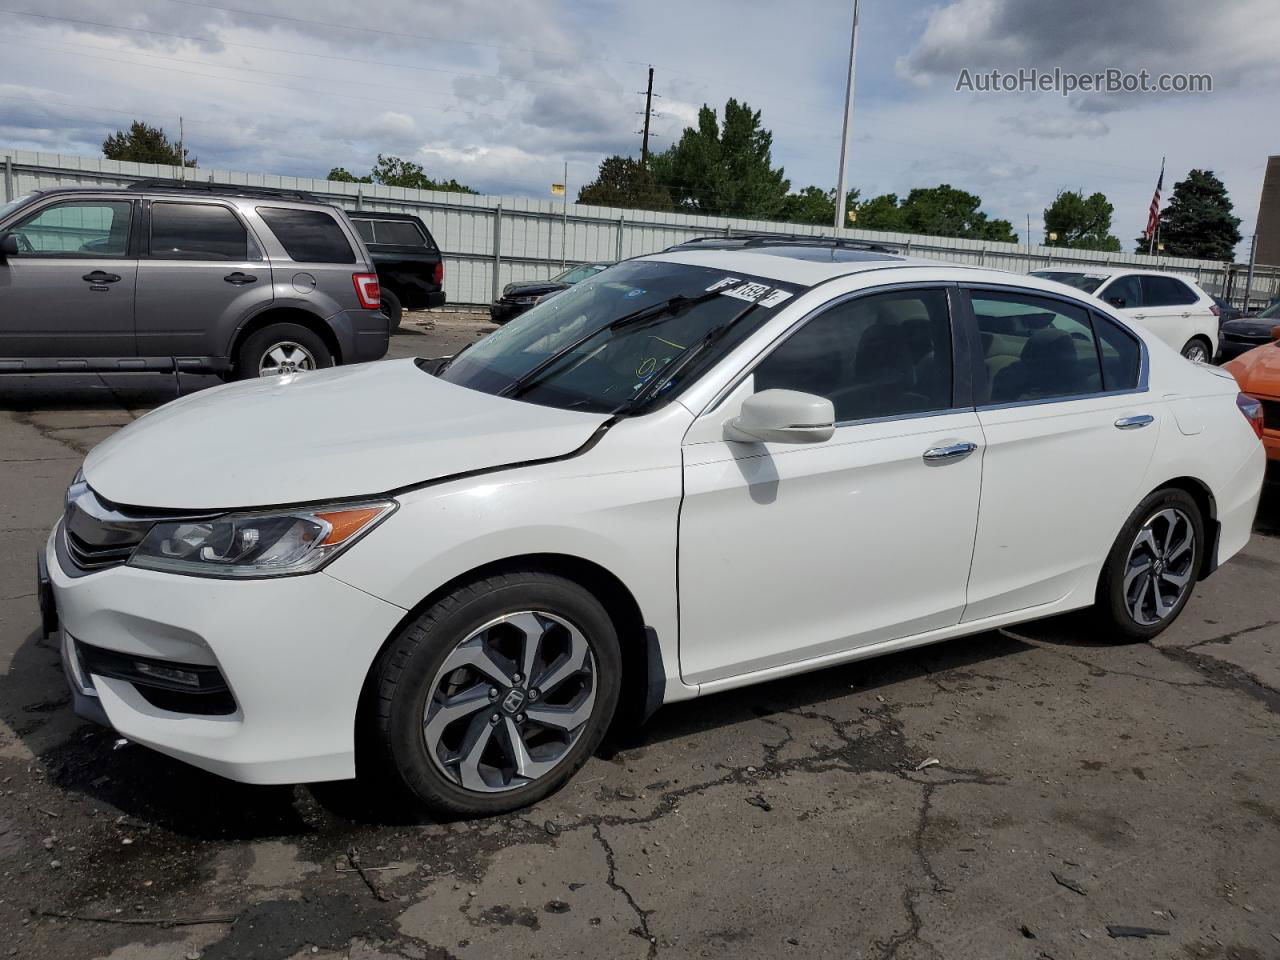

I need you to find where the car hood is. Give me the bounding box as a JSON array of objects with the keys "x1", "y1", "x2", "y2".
[
  {"x1": 82, "y1": 359, "x2": 610, "y2": 510},
  {"x1": 1222, "y1": 318, "x2": 1278, "y2": 337},
  {"x1": 501, "y1": 280, "x2": 569, "y2": 299},
  {"x1": 1225, "y1": 341, "x2": 1280, "y2": 387}
]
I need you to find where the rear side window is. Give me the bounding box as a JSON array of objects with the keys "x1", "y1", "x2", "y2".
[
  {"x1": 150, "y1": 202, "x2": 248, "y2": 260},
  {"x1": 1092, "y1": 312, "x2": 1142, "y2": 392},
  {"x1": 1101, "y1": 275, "x2": 1142, "y2": 309},
  {"x1": 257, "y1": 207, "x2": 355, "y2": 263},
  {"x1": 753, "y1": 288, "x2": 953, "y2": 422},
  {"x1": 1141, "y1": 276, "x2": 1198, "y2": 306},
  {"x1": 971, "y1": 291, "x2": 1102, "y2": 404},
  {"x1": 352, "y1": 220, "x2": 375, "y2": 243},
  {"x1": 374, "y1": 219, "x2": 430, "y2": 246}
]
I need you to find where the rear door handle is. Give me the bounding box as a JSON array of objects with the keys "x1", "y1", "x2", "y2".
[
  {"x1": 224, "y1": 271, "x2": 258, "y2": 285},
  {"x1": 923, "y1": 441, "x2": 977, "y2": 464},
  {"x1": 1115, "y1": 414, "x2": 1154, "y2": 430},
  {"x1": 82, "y1": 270, "x2": 121, "y2": 283}
]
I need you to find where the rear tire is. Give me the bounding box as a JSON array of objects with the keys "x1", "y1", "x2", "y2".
[
  {"x1": 1180, "y1": 337, "x2": 1212, "y2": 363},
  {"x1": 380, "y1": 289, "x2": 403, "y2": 331},
  {"x1": 367, "y1": 571, "x2": 621, "y2": 818},
  {"x1": 234, "y1": 323, "x2": 333, "y2": 380},
  {"x1": 1094, "y1": 488, "x2": 1204, "y2": 642}
]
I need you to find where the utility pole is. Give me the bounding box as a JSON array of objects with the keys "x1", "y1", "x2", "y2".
[
  {"x1": 641, "y1": 66, "x2": 655, "y2": 166},
  {"x1": 178, "y1": 115, "x2": 185, "y2": 181},
  {"x1": 832, "y1": 0, "x2": 861, "y2": 232},
  {"x1": 1026, "y1": 213, "x2": 1032, "y2": 249},
  {"x1": 561, "y1": 160, "x2": 569, "y2": 269}
]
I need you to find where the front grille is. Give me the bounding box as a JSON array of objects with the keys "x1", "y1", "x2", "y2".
[
  {"x1": 1261, "y1": 398, "x2": 1280, "y2": 432},
  {"x1": 64, "y1": 526, "x2": 138, "y2": 570},
  {"x1": 59, "y1": 480, "x2": 211, "y2": 575},
  {"x1": 76, "y1": 641, "x2": 237, "y2": 716},
  {"x1": 1225, "y1": 332, "x2": 1270, "y2": 344}
]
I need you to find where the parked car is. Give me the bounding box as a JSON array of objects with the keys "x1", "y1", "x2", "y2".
[
  {"x1": 1224, "y1": 329, "x2": 1280, "y2": 462},
  {"x1": 1029, "y1": 269, "x2": 1218, "y2": 361},
  {"x1": 1218, "y1": 300, "x2": 1280, "y2": 361},
  {"x1": 0, "y1": 181, "x2": 387, "y2": 379},
  {"x1": 43, "y1": 237, "x2": 1264, "y2": 817},
  {"x1": 1211, "y1": 295, "x2": 1244, "y2": 324},
  {"x1": 348, "y1": 211, "x2": 445, "y2": 328},
  {"x1": 489, "y1": 261, "x2": 611, "y2": 324}
]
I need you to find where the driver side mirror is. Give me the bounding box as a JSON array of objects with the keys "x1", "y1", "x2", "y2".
[
  {"x1": 1106, "y1": 295, "x2": 1126, "y2": 308},
  {"x1": 725, "y1": 389, "x2": 835, "y2": 445},
  {"x1": 0, "y1": 234, "x2": 17, "y2": 260}
]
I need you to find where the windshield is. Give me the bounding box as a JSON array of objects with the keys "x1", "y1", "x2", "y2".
[
  {"x1": 553, "y1": 263, "x2": 607, "y2": 284},
  {"x1": 1256, "y1": 300, "x2": 1280, "y2": 319},
  {"x1": 1030, "y1": 270, "x2": 1108, "y2": 294},
  {"x1": 439, "y1": 260, "x2": 801, "y2": 413}
]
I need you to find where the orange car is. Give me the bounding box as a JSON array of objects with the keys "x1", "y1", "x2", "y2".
[{"x1": 1225, "y1": 325, "x2": 1280, "y2": 461}]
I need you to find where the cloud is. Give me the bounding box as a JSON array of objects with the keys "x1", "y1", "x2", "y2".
[{"x1": 1001, "y1": 112, "x2": 1109, "y2": 140}]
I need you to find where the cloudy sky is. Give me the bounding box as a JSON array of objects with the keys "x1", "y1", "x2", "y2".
[{"x1": 2, "y1": 0, "x2": 1277, "y2": 250}]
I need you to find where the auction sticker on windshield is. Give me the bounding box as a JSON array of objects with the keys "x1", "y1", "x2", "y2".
[{"x1": 706, "y1": 276, "x2": 794, "y2": 307}]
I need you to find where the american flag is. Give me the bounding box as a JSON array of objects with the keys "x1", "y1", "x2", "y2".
[{"x1": 1144, "y1": 160, "x2": 1165, "y2": 241}]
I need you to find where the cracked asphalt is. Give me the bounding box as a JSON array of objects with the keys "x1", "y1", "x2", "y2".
[{"x1": 2, "y1": 313, "x2": 1279, "y2": 960}]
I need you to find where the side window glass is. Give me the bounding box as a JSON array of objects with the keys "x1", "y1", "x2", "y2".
[
  {"x1": 149, "y1": 203, "x2": 248, "y2": 260},
  {"x1": 753, "y1": 289, "x2": 953, "y2": 422},
  {"x1": 256, "y1": 207, "x2": 356, "y2": 264},
  {"x1": 10, "y1": 201, "x2": 132, "y2": 257},
  {"x1": 972, "y1": 291, "x2": 1102, "y2": 404},
  {"x1": 1145, "y1": 276, "x2": 1197, "y2": 306},
  {"x1": 1102, "y1": 275, "x2": 1142, "y2": 309},
  {"x1": 352, "y1": 220, "x2": 375, "y2": 243},
  {"x1": 1092, "y1": 312, "x2": 1142, "y2": 392}
]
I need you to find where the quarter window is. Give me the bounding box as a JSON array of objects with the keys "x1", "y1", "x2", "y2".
[
  {"x1": 971, "y1": 291, "x2": 1102, "y2": 403},
  {"x1": 257, "y1": 207, "x2": 356, "y2": 263},
  {"x1": 9, "y1": 200, "x2": 132, "y2": 257},
  {"x1": 753, "y1": 289, "x2": 953, "y2": 422},
  {"x1": 150, "y1": 202, "x2": 249, "y2": 260}
]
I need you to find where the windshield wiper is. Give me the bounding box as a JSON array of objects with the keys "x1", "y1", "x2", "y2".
[{"x1": 500, "y1": 290, "x2": 722, "y2": 400}]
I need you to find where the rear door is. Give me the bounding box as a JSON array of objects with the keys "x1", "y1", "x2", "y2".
[
  {"x1": 135, "y1": 199, "x2": 273, "y2": 361},
  {"x1": 1140, "y1": 275, "x2": 1209, "y2": 355},
  {"x1": 961, "y1": 286, "x2": 1159, "y2": 621},
  {"x1": 0, "y1": 197, "x2": 137, "y2": 359}
]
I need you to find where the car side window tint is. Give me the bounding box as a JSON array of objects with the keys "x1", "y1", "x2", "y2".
[
  {"x1": 1142, "y1": 276, "x2": 1198, "y2": 306},
  {"x1": 1092, "y1": 312, "x2": 1142, "y2": 392},
  {"x1": 971, "y1": 291, "x2": 1103, "y2": 404},
  {"x1": 149, "y1": 203, "x2": 248, "y2": 260},
  {"x1": 256, "y1": 207, "x2": 356, "y2": 264},
  {"x1": 1101, "y1": 275, "x2": 1142, "y2": 309},
  {"x1": 753, "y1": 289, "x2": 953, "y2": 422},
  {"x1": 352, "y1": 220, "x2": 375, "y2": 243},
  {"x1": 10, "y1": 201, "x2": 133, "y2": 257},
  {"x1": 375, "y1": 220, "x2": 429, "y2": 246}
]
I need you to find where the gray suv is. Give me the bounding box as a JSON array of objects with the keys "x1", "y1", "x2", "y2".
[{"x1": 0, "y1": 181, "x2": 389, "y2": 379}]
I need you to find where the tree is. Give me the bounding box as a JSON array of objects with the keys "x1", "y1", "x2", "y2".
[
  {"x1": 1134, "y1": 169, "x2": 1241, "y2": 260},
  {"x1": 102, "y1": 121, "x2": 195, "y2": 167},
  {"x1": 577, "y1": 155, "x2": 673, "y2": 211},
  {"x1": 324, "y1": 154, "x2": 476, "y2": 194},
  {"x1": 853, "y1": 185, "x2": 1017, "y2": 242},
  {"x1": 649, "y1": 99, "x2": 790, "y2": 218},
  {"x1": 780, "y1": 186, "x2": 860, "y2": 226},
  {"x1": 1043, "y1": 190, "x2": 1121, "y2": 252}
]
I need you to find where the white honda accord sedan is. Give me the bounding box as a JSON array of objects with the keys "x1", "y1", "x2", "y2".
[{"x1": 43, "y1": 237, "x2": 1266, "y2": 817}]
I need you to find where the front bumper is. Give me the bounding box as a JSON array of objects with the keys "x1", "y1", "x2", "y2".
[
  {"x1": 46, "y1": 528, "x2": 406, "y2": 784},
  {"x1": 1218, "y1": 337, "x2": 1272, "y2": 361}
]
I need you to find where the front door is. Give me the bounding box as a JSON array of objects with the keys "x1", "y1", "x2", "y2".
[
  {"x1": 0, "y1": 198, "x2": 137, "y2": 358},
  {"x1": 960, "y1": 287, "x2": 1160, "y2": 621},
  {"x1": 678, "y1": 286, "x2": 984, "y2": 686}
]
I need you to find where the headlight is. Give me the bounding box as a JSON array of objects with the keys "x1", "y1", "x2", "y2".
[{"x1": 127, "y1": 501, "x2": 396, "y2": 578}]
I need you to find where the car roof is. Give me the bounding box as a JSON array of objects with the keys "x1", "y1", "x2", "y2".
[
  {"x1": 1033, "y1": 266, "x2": 1204, "y2": 286},
  {"x1": 646, "y1": 244, "x2": 945, "y2": 286}
]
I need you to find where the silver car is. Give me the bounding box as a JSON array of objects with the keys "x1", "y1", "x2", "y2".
[{"x1": 0, "y1": 181, "x2": 388, "y2": 378}]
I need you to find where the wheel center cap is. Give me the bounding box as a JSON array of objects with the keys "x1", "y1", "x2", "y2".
[{"x1": 500, "y1": 688, "x2": 527, "y2": 714}]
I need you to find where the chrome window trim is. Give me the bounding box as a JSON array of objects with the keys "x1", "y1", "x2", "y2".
[{"x1": 830, "y1": 404, "x2": 975, "y2": 430}]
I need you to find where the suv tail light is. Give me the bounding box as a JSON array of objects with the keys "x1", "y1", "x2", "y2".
[
  {"x1": 352, "y1": 273, "x2": 380, "y2": 309},
  {"x1": 432, "y1": 261, "x2": 444, "y2": 285},
  {"x1": 1237, "y1": 393, "x2": 1264, "y2": 439},
  {"x1": 1210, "y1": 303, "x2": 1221, "y2": 317}
]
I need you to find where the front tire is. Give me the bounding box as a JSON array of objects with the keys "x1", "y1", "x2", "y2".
[
  {"x1": 1095, "y1": 488, "x2": 1204, "y2": 642},
  {"x1": 234, "y1": 323, "x2": 333, "y2": 380},
  {"x1": 368, "y1": 571, "x2": 621, "y2": 818}
]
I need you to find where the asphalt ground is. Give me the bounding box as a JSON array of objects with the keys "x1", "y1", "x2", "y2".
[{"x1": 1, "y1": 312, "x2": 1278, "y2": 960}]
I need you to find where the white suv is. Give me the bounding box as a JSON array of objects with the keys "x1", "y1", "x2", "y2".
[
  {"x1": 43, "y1": 238, "x2": 1264, "y2": 817},
  {"x1": 1030, "y1": 268, "x2": 1219, "y2": 362}
]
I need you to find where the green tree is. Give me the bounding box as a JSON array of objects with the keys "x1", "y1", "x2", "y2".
[
  {"x1": 1134, "y1": 169, "x2": 1241, "y2": 260},
  {"x1": 780, "y1": 186, "x2": 860, "y2": 226},
  {"x1": 102, "y1": 121, "x2": 195, "y2": 167},
  {"x1": 1043, "y1": 190, "x2": 1121, "y2": 252},
  {"x1": 326, "y1": 155, "x2": 476, "y2": 194},
  {"x1": 854, "y1": 186, "x2": 1016, "y2": 242},
  {"x1": 649, "y1": 99, "x2": 790, "y2": 218},
  {"x1": 577, "y1": 155, "x2": 673, "y2": 211}
]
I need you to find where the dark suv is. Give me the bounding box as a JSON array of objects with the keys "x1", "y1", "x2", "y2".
[
  {"x1": 0, "y1": 181, "x2": 388, "y2": 379},
  {"x1": 348, "y1": 212, "x2": 445, "y2": 327}
]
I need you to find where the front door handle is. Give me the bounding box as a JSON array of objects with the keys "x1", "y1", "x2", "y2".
[
  {"x1": 82, "y1": 270, "x2": 121, "y2": 283},
  {"x1": 224, "y1": 271, "x2": 258, "y2": 285},
  {"x1": 923, "y1": 441, "x2": 977, "y2": 464},
  {"x1": 1115, "y1": 414, "x2": 1154, "y2": 430},
  {"x1": 1132, "y1": 313, "x2": 1146, "y2": 320}
]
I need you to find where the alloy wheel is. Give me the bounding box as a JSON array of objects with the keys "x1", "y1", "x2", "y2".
[
  {"x1": 1182, "y1": 341, "x2": 1209, "y2": 363},
  {"x1": 1123, "y1": 508, "x2": 1196, "y2": 626},
  {"x1": 422, "y1": 611, "x2": 597, "y2": 793},
  {"x1": 259, "y1": 341, "x2": 317, "y2": 376}
]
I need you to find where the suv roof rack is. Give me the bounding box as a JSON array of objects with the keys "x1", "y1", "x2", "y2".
[
  {"x1": 668, "y1": 233, "x2": 903, "y2": 255},
  {"x1": 126, "y1": 179, "x2": 320, "y2": 202}
]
